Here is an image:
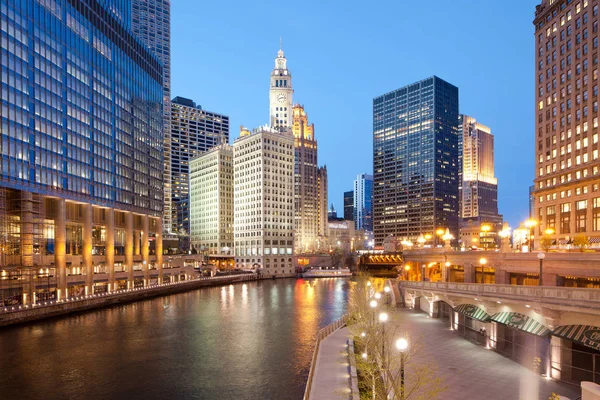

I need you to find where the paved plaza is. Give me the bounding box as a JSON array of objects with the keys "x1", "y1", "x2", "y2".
[{"x1": 387, "y1": 310, "x2": 581, "y2": 400}]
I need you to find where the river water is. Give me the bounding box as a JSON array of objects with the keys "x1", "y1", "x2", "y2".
[{"x1": 0, "y1": 278, "x2": 349, "y2": 400}]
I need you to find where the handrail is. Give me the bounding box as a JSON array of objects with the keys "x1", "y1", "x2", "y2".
[
  {"x1": 0, "y1": 273, "x2": 258, "y2": 313},
  {"x1": 304, "y1": 314, "x2": 348, "y2": 400}
]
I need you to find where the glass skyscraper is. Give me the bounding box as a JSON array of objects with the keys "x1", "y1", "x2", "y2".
[
  {"x1": 0, "y1": 0, "x2": 165, "y2": 304},
  {"x1": 353, "y1": 174, "x2": 373, "y2": 232},
  {"x1": 373, "y1": 76, "x2": 459, "y2": 246}
]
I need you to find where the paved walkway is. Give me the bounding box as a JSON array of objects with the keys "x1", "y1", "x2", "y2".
[
  {"x1": 310, "y1": 326, "x2": 353, "y2": 400},
  {"x1": 387, "y1": 310, "x2": 581, "y2": 400}
]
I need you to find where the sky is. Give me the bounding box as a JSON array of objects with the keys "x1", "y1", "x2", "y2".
[{"x1": 171, "y1": 0, "x2": 540, "y2": 228}]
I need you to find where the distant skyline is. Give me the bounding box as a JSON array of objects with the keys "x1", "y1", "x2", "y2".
[{"x1": 171, "y1": 0, "x2": 539, "y2": 229}]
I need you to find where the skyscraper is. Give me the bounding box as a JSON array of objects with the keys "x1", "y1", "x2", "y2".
[
  {"x1": 373, "y1": 76, "x2": 459, "y2": 246},
  {"x1": 344, "y1": 190, "x2": 354, "y2": 221},
  {"x1": 317, "y1": 166, "x2": 329, "y2": 242},
  {"x1": 189, "y1": 144, "x2": 233, "y2": 255},
  {"x1": 233, "y1": 127, "x2": 295, "y2": 277},
  {"x1": 269, "y1": 47, "x2": 293, "y2": 130},
  {"x1": 458, "y1": 115, "x2": 502, "y2": 224},
  {"x1": 354, "y1": 174, "x2": 373, "y2": 232},
  {"x1": 131, "y1": 0, "x2": 172, "y2": 234},
  {"x1": 533, "y1": 0, "x2": 600, "y2": 246},
  {"x1": 0, "y1": 0, "x2": 164, "y2": 303},
  {"x1": 292, "y1": 105, "x2": 319, "y2": 252},
  {"x1": 169, "y1": 97, "x2": 230, "y2": 236}
]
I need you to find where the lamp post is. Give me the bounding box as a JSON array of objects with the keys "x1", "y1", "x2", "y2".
[
  {"x1": 479, "y1": 258, "x2": 487, "y2": 284},
  {"x1": 379, "y1": 312, "x2": 388, "y2": 368},
  {"x1": 369, "y1": 300, "x2": 377, "y2": 325},
  {"x1": 435, "y1": 228, "x2": 445, "y2": 248},
  {"x1": 444, "y1": 261, "x2": 451, "y2": 283},
  {"x1": 525, "y1": 219, "x2": 537, "y2": 252},
  {"x1": 396, "y1": 338, "x2": 409, "y2": 400},
  {"x1": 537, "y1": 252, "x2": 545, "y2": 286},
  {"x1": 404, "y1": 264, "x2": 410, "y2": 281}
]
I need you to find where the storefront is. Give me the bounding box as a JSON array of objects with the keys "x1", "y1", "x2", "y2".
[
  {"x1": 551, "y1": 325, "x2": 600, "y2": 385},
  {"x1": 451, "y1": 304, "x2": 490, "y2": 345},
  {"x1": 488, "y1": 312, "x2": 550, "y2": 373}
]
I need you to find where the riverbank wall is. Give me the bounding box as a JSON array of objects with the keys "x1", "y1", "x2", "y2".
[{"x1": 0, "y1": 274, "x2": 257, "y2": 328}]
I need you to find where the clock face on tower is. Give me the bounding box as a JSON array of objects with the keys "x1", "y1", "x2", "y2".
[{"x1": 277, "y1": 93, "x2": 287, "y2": 103}]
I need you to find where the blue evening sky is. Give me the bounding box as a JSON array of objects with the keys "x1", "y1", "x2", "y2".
[{"x1": 171, "y1": 0, "x2": 539, "y2": 228}]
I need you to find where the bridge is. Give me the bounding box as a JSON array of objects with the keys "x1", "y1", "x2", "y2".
[{"x1": 357, "y1": 252, "x2": 403, "y2": 276}]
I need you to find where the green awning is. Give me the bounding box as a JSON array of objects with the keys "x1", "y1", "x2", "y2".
[
  {"x1": 453, "y1": 303, "x2": 490, "y2": 322},
  {"x1": 490, "y1": 312, "x2": 551, "y2": 336},
  {"x1": 553, "y1": 325, "x2": 600, "y2": 351}
]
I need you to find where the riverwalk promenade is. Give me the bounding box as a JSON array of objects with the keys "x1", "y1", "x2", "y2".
[
  {"x1": 0, "y1": 273, "x2": 257, "y2": 327},
  {"x1": 310, "y1": 309, "x2": 580, "y2": 400}
]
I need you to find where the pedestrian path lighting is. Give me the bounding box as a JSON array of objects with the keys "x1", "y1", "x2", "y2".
[
  {"x1": 396, "y1": 338, "x2": 409, "y2": 400},
  {"x1": 384, "y1": 286, "x2": 390, "y2": 293},
  {"x1": 379, "y1": 312, "x2": 389, "y2": 366},
  {"x1": 537, "y1": 252, "x2": 546, "y2": 286},
  {"x1": 479, "y1": 258, "x2": 487, "y2": 284},
  {"x1": 370, "y1": 300, "x2": 378, "y2": 325},
  {"x1": 375, "y1": 292, "x2": 382, "y2": 300},
  {"x1": 525, "y1": 219, "x2": 538, "y2": 251}
]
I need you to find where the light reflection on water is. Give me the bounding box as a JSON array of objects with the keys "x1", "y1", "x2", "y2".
[{"x1": 0, "y1": 278, "x2": 349, "y2": 400}]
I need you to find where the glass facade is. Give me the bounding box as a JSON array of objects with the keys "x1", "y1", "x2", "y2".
[
  {"x1": 1, "y1": 0, "x2": 164, "y2": 215},
  {"x1": 353, "y1": 173, "x2": 373, "y2": 232},
  {"x1": 373, "y1": 76, "x2": 459, "y2": 245}
]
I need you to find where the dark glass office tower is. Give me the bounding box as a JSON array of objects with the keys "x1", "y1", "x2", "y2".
[
  {"x1": 344, "y1": 190, "x2": 354, "y2": 221},
  {"x1": 0, "y1": 0, "x2": 164, "y2": 304},
  {"x1": 373, "y1": 76, "x2": 459, "y2": 246}
]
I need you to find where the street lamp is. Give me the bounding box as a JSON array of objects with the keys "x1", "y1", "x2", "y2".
[
  {"x1": 384, "y1": 286, "x2": 390, "y2": 293},
  {"x1": 379, "y1": 312, "x2": 389, "y2": 367},
  {"x1": 370, "y1": 299, "x2": 377, "y2": 325},
  {"x1": 404, "y1": 264, "x2": 410, "y2": 281},
  {"x1": 396, "y1": 338, "x2": 409, "y2": 400},
  {"x1": 525, "y1": 219, "x2": 538, "y2": 252},
  {"x1": 435, "y1": 228, "x2": 445, "y2": 247},
  {"x1": 479, "y1": 258, "x2": 487, "y2": 284},
  {"x1": 444, "y1": 261, "x2": 451, "y2": 283},
  {"x1": 537, "y1": 252, "x2": 546, "y2": 286},
  {"x1": 374, "y1": 292, "x2": 382, "y2": 300}
]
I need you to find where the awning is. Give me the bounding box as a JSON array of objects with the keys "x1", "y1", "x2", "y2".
[
  {"x1": 553, "y1": 325, "x2": 600, "y2": 351},
  {"x1": 490, "y1": 312, "x2": 551, "y2": 336},
  {"x1": 453, "y1": 303, "x2": 491, "y2": 322},
  {"x1": 557, "y1": 239, "x2": 569, "y2": 245},
  {"x1": 588, "y1": 237, "x2": 600, "y2": 244}
]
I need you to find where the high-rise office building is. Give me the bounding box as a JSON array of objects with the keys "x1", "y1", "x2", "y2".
[
  {"x1": 169, "y1": 97, "x2": 229, "y2": 236},
  {"x1": 533, "y1": 0, "x2": 600, "y2": 246},
  {"x1": 373, "y1": 76, "x2": 459, "y2": 246},
  {"x1": 354, "y1": 174, "x2": 373, "y2": 232},
  {"x1": 458, "y1": 115, "x2": 502, "y2": 224},
  {"x1": 269, "y1": 47, "x2": 293, "y2": 130},
  {"x1": 317, "y1": 166, "x2": 329, "y2": 241},
  {"x1": 189, "y1": 144, "x2": 233, "y2": 255},
  {"x1": 344, "y1": 190, "x2": 354, "y2": 221},
  {"x1": 233, "y1": 127, "x2": 294, "y2": 277},
  {"x1": 0, "y1": 0, "x2": 165, "y2": 304},
  {"x1": 292, "y1": 105, "x2": 319, "y2": 252},
  {"x1": 131, "y1": 0, "x2": 171, "y2": 234}
]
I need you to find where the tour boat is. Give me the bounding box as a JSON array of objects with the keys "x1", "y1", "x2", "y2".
[{"x1": 301, "y1": 267, "x2": 352, "y2": 278}]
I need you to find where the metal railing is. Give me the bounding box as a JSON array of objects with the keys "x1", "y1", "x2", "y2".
[{"x1": 304, "y1": 314, "x2": 348, "y2": 400}]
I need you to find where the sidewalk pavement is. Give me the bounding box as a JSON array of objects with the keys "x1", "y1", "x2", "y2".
[
  {"x1": 387, "y1": 310, "x2": 581, "y2": 400},
  {"x1": 309, "y1": 326, "x2": 353, "y2": 400}
]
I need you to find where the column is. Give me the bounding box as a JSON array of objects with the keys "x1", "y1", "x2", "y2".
[
  {"x1": 156, "y1": 217, "x2": 163, "y2": 284},
  {"x1": 134, "y1": 230, "x2": 140, "y2": 256},
  {"x1": 106, "y1": 208, "x2": 114, "y2": 293},
  {"x1": 125, "y1": 211, "x2": 133, "y2": 289},
  {"x1": 142, "y1": 214, "x2": 149, "y2": 286},
  {"x1": 55, "y1": 198, "x2": 66, "y2": 300},
  {"x1": 464, "y1": 263, "x2": 474, "y2": 283},
  {"x1": 20, "y1": 191, "x2": 34, "y2": 305},
  {"x1": 83, "y1": 203, "x2": 93, "y2": 296}
]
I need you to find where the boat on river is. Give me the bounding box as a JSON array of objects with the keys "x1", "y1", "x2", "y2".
[{"x1": 301, "y1": 267, "x2": 352, "y2": 278}]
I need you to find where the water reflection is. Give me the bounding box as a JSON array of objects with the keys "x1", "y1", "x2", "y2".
[{"x1": 0, "y1": 278, "x2": 348, "y2": 400}]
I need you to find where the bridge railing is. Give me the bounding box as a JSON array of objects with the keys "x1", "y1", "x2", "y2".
[
  {"x1": 304, "y1": 314, "x2": 348, "y2": 400},
  {"x1": 399, "y1": 281, "x2": 600, "y2": 308}
]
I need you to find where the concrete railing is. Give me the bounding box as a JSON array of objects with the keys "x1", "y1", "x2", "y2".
[
  {"x1": 400, "y1": 280, "x2": 600, "y2": 309},
  {"x1": 304, "y1": 314, "x2": 348, "y2": 400}
]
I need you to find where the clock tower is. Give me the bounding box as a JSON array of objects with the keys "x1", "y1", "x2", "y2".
[{"x1": 269, "y1": 46, "x2": 293, "y2": 130}]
